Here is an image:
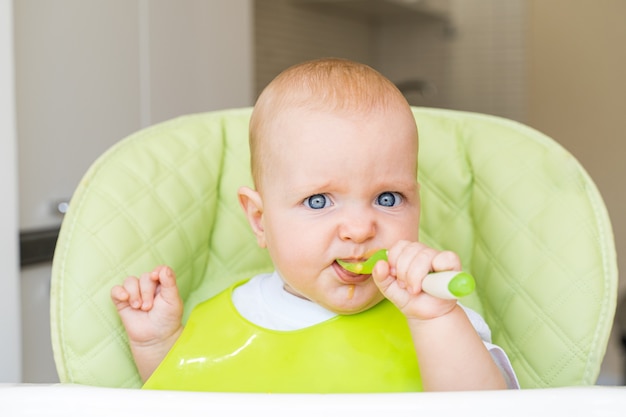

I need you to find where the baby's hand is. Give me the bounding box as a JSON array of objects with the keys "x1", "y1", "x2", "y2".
[
  {"x1": 372, "y1": 241, "x2": 461, "y2": 320},
  {"x1": 110, "y1": 265, "x2": 183, "y2": 347}
]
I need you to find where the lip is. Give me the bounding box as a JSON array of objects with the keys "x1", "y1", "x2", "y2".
[
  {"x1": 333, "y1": 261, "x2": 371, "y2": 284},
  {"x1": 337, "y1": 249, "x2": 378, "y2": 266}
]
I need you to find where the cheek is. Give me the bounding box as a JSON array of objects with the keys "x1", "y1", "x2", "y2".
[
  {"x1": 264, "y1": 216, "x2": 313, "y2": 264},
  {"x1": 389, "y1": 212, "x2": 420, "y2": 242}
]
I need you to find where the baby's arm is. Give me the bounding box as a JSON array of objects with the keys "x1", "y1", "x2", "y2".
[
  {"x1": 110, "y1": 265, "x2": 184, "y2": 382},
  {"x1": 373, "y1": 241, "x2": 507, "y2": 391}
]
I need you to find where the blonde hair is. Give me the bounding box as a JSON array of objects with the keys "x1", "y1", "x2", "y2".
[{"x1": 249, "y1": 58, "x2": 414, "y2": 190}]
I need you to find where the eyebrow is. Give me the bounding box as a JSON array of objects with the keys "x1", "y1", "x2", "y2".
[
  {"x1": 289, "y1": 178, "x2": 419, "y2": 198},
  {"x1": 372, "y1": 178, "x2": 419, "y2": 191}
]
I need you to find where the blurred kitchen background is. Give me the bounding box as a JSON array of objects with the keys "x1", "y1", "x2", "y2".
[{"x1": 1, "y1": 0, "x2": 625, "y2": 385}]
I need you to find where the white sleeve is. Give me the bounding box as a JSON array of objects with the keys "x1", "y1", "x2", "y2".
[{"x1": 459, "y1": 304, "x2": 520, "y2": 389}]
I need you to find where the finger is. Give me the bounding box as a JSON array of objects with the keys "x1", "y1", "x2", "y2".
[
  {"x1": 372, "y1": 258, "x2": 414, "y2": 310},
  {"x1": 431, "y1": 250, "x2": 462, "y2": 273},
  {"x1": 150, "y1": 265, "x2": 168, "y2": 281},
  {"x1": 386, "y1": 240, "x2": 412, "y2": 284},
  {"x1": 371, "y1": 259, "x2": 391, "y2": 289},
  {"x1": 395, "y1": 245, "x2": 436, "y2": 293},
  {"x1": 372, "y1": 260, "x2": 407, "y2": 301},
  {"x1": 139, "y1": 271, "x2": 158, "y2": 311},
  {"x1": 121, "y1": 276, "x2": 143, "y2": 309},
  {"x1": 386, "y1": 240, "x2": 411, "y2": 266},
  {"x1": 110, "y1": 285, "x2": 130, "y2": 308},
  {"x1": 152, "y1": 265, "x2": 181, "y2": 304}
]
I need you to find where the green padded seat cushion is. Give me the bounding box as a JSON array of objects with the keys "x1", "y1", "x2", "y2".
[{"x1": 51, "y1": 107, "x2": 617, "y2": 389}]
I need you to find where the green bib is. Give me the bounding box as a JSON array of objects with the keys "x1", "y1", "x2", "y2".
[{"x1": 144, "y1": 284, "x2": 422, "y2": 393}]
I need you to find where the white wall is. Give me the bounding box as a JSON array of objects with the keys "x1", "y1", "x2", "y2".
[
  {"x1": 0, "y1": 0, "x2": 22, "y2": 383},
  {"x1": 147, "y1": 0, "x2": 255, "y2": 124},
  {"x1": 15, "y1": 0, "x2": 255, "y2": 232},
  {"x1": 14, "y1": 0, "x2": 253, "y2": 382}
]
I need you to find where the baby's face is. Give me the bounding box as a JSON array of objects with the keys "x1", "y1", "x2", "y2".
[{"x1": 257, "y1": 106, "x2": 420, "y2": 314}]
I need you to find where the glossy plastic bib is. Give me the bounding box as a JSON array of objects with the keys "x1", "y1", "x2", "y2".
[{"x1": 144, "y1": 285, "x2": 422, "y2": 393}]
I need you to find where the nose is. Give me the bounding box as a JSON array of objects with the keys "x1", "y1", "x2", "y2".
[{"x1": 338, "y1": 207, "x2": 376, "y2": 243}]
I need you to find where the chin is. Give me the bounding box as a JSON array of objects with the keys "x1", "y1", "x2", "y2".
[{"x1": 330, "y1": 293, "x2": 385, "y2": 316}]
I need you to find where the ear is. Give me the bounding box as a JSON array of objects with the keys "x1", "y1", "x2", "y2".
[{"x1": 238, "y1": 186, "x2": 267, "y2": 248}]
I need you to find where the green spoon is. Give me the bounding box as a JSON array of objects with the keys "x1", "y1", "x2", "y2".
[{"x1": 337, "y1": 249, "x2": 475, "y2": 300}]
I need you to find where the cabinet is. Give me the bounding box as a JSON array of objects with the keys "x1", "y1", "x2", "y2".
[{"x1": 293, "y1": 0, "x2": 450, "y2": 22}]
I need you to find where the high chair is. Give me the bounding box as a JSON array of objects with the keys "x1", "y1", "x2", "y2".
[{"x1": 50, "y1": 107, "x2": 618, "y2": 389}]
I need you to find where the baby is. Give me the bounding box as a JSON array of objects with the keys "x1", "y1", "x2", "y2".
[{"x1": 111, "y1": 58, "x2": 518, "y2": 392}]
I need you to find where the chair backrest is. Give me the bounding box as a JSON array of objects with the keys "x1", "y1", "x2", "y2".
[{"x1": 51, "y1": 107, "x2": 618, "y2": 389}]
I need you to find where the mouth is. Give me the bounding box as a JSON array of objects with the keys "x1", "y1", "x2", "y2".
[
  {"x1": 336, "y1": 249, "x2": 388, "y2": 275},
  {"x1": 333, "y1": 260, "x2": 372, "y2": 284}
]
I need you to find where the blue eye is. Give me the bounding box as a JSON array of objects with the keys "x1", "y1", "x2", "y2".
[
  {"x1": 376, "y1": 192, "x2": 402, "y2": 207},
  {"x1": 304, "y1": 194, "x2": 330, "y2": 209}
]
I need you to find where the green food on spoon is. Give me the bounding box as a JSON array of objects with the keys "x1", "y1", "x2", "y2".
[
  {"x1": 337, "y1": 249, "x2": 389, "y2": 274},
  {"x1": 336, "y1": 249, "x2": 475, "y2": 299}
]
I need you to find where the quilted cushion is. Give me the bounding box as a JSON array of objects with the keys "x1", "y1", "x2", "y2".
[{"x1": 50, "y1": 107, "x2": 617, "y2": 389}]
